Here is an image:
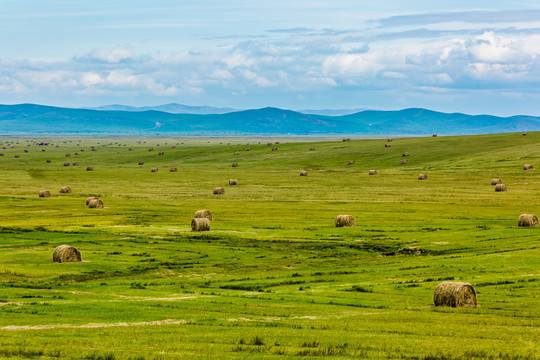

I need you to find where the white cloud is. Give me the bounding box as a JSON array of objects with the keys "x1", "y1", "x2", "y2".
[{"x1": 88, "y1": 46, "x2": 135, "y2": 63}]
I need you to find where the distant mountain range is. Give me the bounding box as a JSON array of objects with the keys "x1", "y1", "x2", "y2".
[
  {"x1": 1, "y1": 103, "x2": 539, "y2": 135},
  {"x1": 86, "y1": 103, "x2": 238, "y2": 114}
]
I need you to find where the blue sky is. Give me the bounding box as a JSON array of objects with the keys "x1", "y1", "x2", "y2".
[{"x1": 2, "y1": 1, "x2": 540, "y2": 115}]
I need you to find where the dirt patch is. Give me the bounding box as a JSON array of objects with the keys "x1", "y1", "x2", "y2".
[
  {"x1": 1, "y1": 319, "x2": 187, "y2": 331},
  {"x1": 0, "y1": 302, "x2": 23, "y2": 307}
]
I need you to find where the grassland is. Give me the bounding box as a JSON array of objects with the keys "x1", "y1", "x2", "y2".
[{"x1": 0, "y1": 133, "x2": 538, "y2": 360}]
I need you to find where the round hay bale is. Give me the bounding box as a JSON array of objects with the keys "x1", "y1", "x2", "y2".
[
  {"x1": 267, "y1": 142, "x2": 272, "y2": 146},
  {"x1": 368, "y1": 170, "x2": 377, "y2": 175},
  {"x1": 523, "y1": 164, "x2": 533, "y2": 170},
  {"x1": 59, "y1": 186, "x2": 71, "y2": 194},
  {"x1": 0, "y1": 153, "x2": 3, "y2": 156},
  {"x1": 194, "y1": 210, "x2": 213, "y2": 220},
  {"x1": 300, "y1": 170, "x2": 308, "y2": 176},
  {"x1": 91, "y1": 148, "x2": 96, "y2": 151},
  {"x1": 275, "y1": 142, "x2": 280, "y2": 145},
  {"x1": 65, "y1": 154, "x2": 70, "y2": 157},
  {"x1": 400, "y1": 160, "x2": 408, "y2": 165},
  {"x1": 229, "y1": 179, "x2": 237, "y2": 185},
  {"x1": 246, "y1": 147, "x2": 251, "y2": 151},
  {"x1": 213, "y1": 187, "x2": 225, "y2": 195},
  {"x1": 348, "y1": 160, "x2": 355, "y2": 165},
  {"x1": 518, "y1": 214, "x2": 538, "y2": 227},
  {"x1": 342, "y1": 138, "x2": 350, "y2": 142},
  {"x1": 418, "y1": 174, "x2": 428, "y2": 180},
  {"x1": 14, "y1": 154, "x2": 20, "y2": 158},
  {"x1": 39, "y1": 190, "x2": 51, "y2": 198},
  {"x1": 74, "y1": 152, "x2": 79, "y2": 155},
  {"x1": 72, "y1": 162, "x2": 79, "y2": 166},
  {"x1": 234, "y1": 151, "x2": 240, "y2": 155},
  {"x1": 232, "y1": 163, "x2": 239, "y2": 168},
  {"x1": 63, "y1": 162, "x2": 70, "y2": 166},
  {"x1": 433, "y1": 282, "x2": 477, "y2": 308},
  {"x1": 24, "y1": 149, "x2": 28, "y2": 153},
  {"x1": 490, "y1": 178, "x2": 501, "y2": 185},
  {"x1": 86, "y1": 167, "x2": 93, "y2": 171},
  {"x1": 384, "y1": 144, "x2": 391, "y2": 148},
  {"x1": 191, "y1": 218, "x2": 210, "y2": 231},
  {"x1": 42, "y1": 149, "x2": 46, "y2": 152},
  {"x1": 158, "y1": 151, "x2": 164, "y2": 155},
  {"x1": 86, "y1": 197, "x2": 98, "y2": 205},
  {"x1": 170, "y1": 167, "x2": 178, "y2": 172},
  {"x1": 272, "y1": 147, "x2": 278, "y2": 151},
  {"x1": 46, "y1": 159, "x2": 51, "y2": 163},
  {"x1": 522, "y1": 133, "x2": 528, "y2": 136},
  {"x1": 151, "y1": 167, "x2": 159, "y2": 172},
  {"x1": 148, "y1": 148, "x2": 154, "y2": 151},
  {"x1": 309, "y1": 147, "x2": 315, "y2": 151},
  {"x1": 402, "y1": 152, "x2": 409, "y2": 157},
  {"x1": 495, "y1": 184, "x2": 507, "y2": 192},
  {"x1": 88, "y1": 198, "x2": 104, "y2": 208},
  {"x1": 138, "y1": 161, "x2": 144, "y2": 165},
  {"x1": 335, "y1": 215, "x2": 355, "y2": 228},
  {"x1": 387, "y1": 138, "x2": 392, "y2": 142},
  {"x1": 432, "y1": 134, "x2": 438, "y2": 137},
  {"x1": 53, "y1": 245, "x2": 82, "y2": 263}
]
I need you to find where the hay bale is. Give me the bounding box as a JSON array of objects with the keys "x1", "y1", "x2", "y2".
[
  {"x1": 86, "y1": 167, "x2": 93, "y2": 171},
  {"x1": 518, "y1": 214, "x2": 539, "y2": 227},
  {"x1": 138, "y1": 161, "x2": 144, "y2": 165},
  {"x1": 158, "y1": 151, "x2": 164, "y2": 155},
  {"x1": 72, "y1": 162, "x2": 79, "y2": 166},
  {"x1": 65, "y1": 154, "x2": 70, "y2": 157},
  {"x1": 418, "y1": 174, "x2": 428, "y2": 180},
  {"x1": 14, "y1": 154, "x2": 20, "y2": 158},
  {"x1": 170, "y1": 167, "x2": 178, "y2": 172},
  {"x1": 213, "y1": 187, "x2": 225, "y2": 195},
  {"x1": 267, "y1": 142, "x2": 273, "y2": 146},
  {"x1": 39, "y1": 190, "x2": 51, "y2": 198},
  {"x1": 400, "y1": 160, "x2": 408, "y2": 165},
  {"x1": 191, "y1": 218, "x2": 210, "y2": 231},
  {"x1": 495, "y1": 184, "x2": 507, "y2": 192},
  {"x1": 522, "y1": 133, "x2": 528, "y2": 136},
  {"x1": 335, "y1": 215, "x2": 355, "y2": 228},
  {"x1": 432, "y1": 134, "x2": 438, "y2": 137},
  {"x1": 348, "y1": 161, "x2": 355, "y2": 165},
  {"x1": 523, "y1": 164, "x2": 533, "y2": 170},
  {"x1": 24, "y1": 149, "x2": 28, "y2": 153},
  {"x1": 490, "y1": 178, "x2": 501, "y2": 185},
  {"x1": 300, "y1": 170, "x2": 308, "y2": 176},
  {"x1": 342, "y1": 138, "x2": 350, "y2": 142},
  {"x1": 368, "y1": 170, "x2": 377, "y2": 175},
  {"x1": 59, "y1": 186, "x2": 71, "y2": 194},
  {"x1": 53, "y1": 245, "x2": 82, "y2": 263},
  {"x1": 272, "y1": 147, "x2": 278, "y2": 151},
  {"x1": 234, "y1": 151, "x2": 240, "y2": 155},
  {"x1": 194, "y1": 210, "x2": 213, "y2": 220},
  {"x1": 86, "y1": 197, "x2": 98, "y2": 205},
  {"x1": 387, "y1": 138, "x2": 392, "y2": 142},
  {"x1": 384, "y1": 144, "x2": 391, "y2": 148},
  {"x1": 232, "y1": 163, "x2": 239, "y2": 168},
  {"x1": 433, "y1": 282, "x2": 477, "y2": 308},
  {"x1": 63, "y1": 162, "x2": 70, "y2": 166},
  {"x1": 246, "y1": 147, "x2": 251, "y2": 151},
  {"x1": 0, "y1": 153, "x2": 3, "y2": 156},
  {"x1": 275, "y1": 142, "x2": 280, "y2": 145},
  {"x1": 151, "y1": 168, "x2": 159, "y2": 172},
  {"x1": 309, "y1": 147, "x2": 315, "y2": 151},
  {"x1": 402, "y1": 152, "x2": 409, "y2": 157},
  {"x1": 229, "y1": 179, "x2": 237, "y2": 185},
  {"x1": 46, "y1": 159, "x2": 51, "y2": 163},
  {"x1": 148, "y1": 148, "x2": 154, "y2": 151},
  {"x1": 88, "y1": 198, "x2": 104, "y2": 208}
]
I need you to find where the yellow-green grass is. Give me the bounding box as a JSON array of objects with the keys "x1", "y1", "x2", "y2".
[{"x1": 0, "y1": 133, "x2": 538, "y2": 359}]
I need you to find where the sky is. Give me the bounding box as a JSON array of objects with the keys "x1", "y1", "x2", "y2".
[{"x1": 2, "y1": 1, "x2": 540, "y2": 115}]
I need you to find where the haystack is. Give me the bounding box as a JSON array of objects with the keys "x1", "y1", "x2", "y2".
[
  {"x1": 53, "y1": 245, "x2": 82, "y2": 263},
  {"x1": 59, "y1": 186, "x2": 72, "y2": 194},
  {"x1": 229, "y1": 179, "x2": 237, "y2": 185},
  {"x1": 517, "y1": 214, "x2": 538, "y2": 227},
  {"x1": 39, "y1": 190, "x2": 51, "y2": 198},
  {"x1": 138, "y1": 161, "x2": 144, "y2": 165},
  {"x1": 232, "y1": 163, "x2": 239, "y2": 168},
  {"x1": 418, "y1": 174, "x2": 428, "y2": 180},
  {"x1": 369, "y1": 170, "x2": 377, "y2": 175},
  {"x1": 170, "y1": 167, "x2": 178, "y2": 172},
  {"x1": 194, "y1": 210, "x2": 213, "y2": 220},
  {"x1": 335, "y1": 215, "x2": 355, "y2": 228},
  {"x1": 402, "y1": 152, "x2": 409, "y2": 157},
  {"x1": 348, "y1": 161, "x2": 355, "y2": 165},
  {"x1": 234, "y1": 151, "x2": 240, "y2": 155},
  {"x1": 401, "y1": 160, "x2": 408, "y2": 165},
  {"x1": 433, "y1": 282, "x2": 477, "y2": 308},
  {"x1": 151, "y1": 168, "x2": 159, "y2": 172},
  {"x1": 490, "y1": 178, "x2": 501, "y2": 185},
  {"x1": 495, "y1": 184, "x2": 507, "y2": 192},
  {"x1": 191, "y1": 218, "x2": 210, "y2": 231},
  {"x1": 86, "y1": 167, "x2": 93, "y2": 171},
  {"x1": 300, "y1": 170, "x2": 308, "y2": 176},
  {"x1": 88, "y1": 198, "x2": 104, "y2": 208},
  {"x1": 86, "y1": 197, "x2": 98, "y2": 205},
  {"x1": 213, "y1": 187, "x2": 225, "y2": 195},
  {"x1": 523, "y1": 164, "x2": 533, "y2": 170},
  {"x1": 385, "y1": 144, "x2": 391, "y2": 148}
]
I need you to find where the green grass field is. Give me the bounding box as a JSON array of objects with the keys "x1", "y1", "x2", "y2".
[{"x1": 0, "y1": 133, "x2": 538, "y2": 360}]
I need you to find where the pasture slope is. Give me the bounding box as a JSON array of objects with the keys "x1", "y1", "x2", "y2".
[{"x1": 0, "y1": 133, "x2": 538, "y2": 360}]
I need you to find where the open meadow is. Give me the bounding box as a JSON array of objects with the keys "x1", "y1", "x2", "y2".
[{"x1": 0, "y1": 133, "x2": 538, "y2": 359}]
